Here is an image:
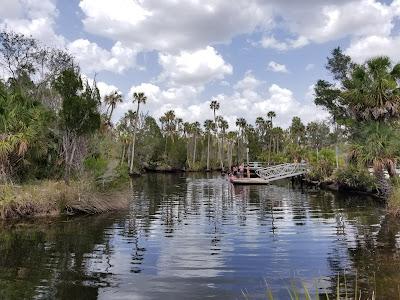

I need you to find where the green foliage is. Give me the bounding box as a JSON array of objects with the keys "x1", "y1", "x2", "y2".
[
  {"x1": 334, "y1": 166, "x2": 376, "y2": 191},
  {"x1": 84, "y1": 156, "x2": 108, "y2": 177},
  {"x1": 53, "y1": 68, "x2": 101, "y2": 135},
  {"x1": 308, "y1": 148, "x2": 336, "y2": 180}
]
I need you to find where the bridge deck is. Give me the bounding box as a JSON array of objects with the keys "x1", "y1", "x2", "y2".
[{"x1": 230, "y1": 163, "x2": 308, "y2": 185}]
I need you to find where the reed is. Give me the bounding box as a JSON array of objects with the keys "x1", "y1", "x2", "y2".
[{"x1": 242, "y1": 273, "x2": 377, "y2": 300}]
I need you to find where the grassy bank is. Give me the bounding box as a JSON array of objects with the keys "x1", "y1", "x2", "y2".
[{"x1": 0, "y1": 180, "x2": 129, "y2": 220}]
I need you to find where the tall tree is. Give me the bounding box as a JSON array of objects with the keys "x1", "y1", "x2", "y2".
[
  {"x1": 104, "y1": 90, "x2": 123, "y2": 124},
  {"x1": 191, "y1": 121, "x2": 201, "y2": 166},
  {"x1": 53, "y1": 67, "x2": 101, "y2": 182},
  {"x1": 204, "y1": 119, "x2": 215, "y2": 171},
  {"x1": 218, "y1": 117, "x2": 229, "y2": 171},
  {"x1": 267, "y1": 111, "x2": 276, "y2": 127},
  {"x1": 235, "y1": 117, "x2": 247, "y2": 164},
  {"x1": 129, "y1": 92, "x2": 147, "y2": 174},
  {"x1": 210, "y1": 100, "x2": 220, "y2": 123}
]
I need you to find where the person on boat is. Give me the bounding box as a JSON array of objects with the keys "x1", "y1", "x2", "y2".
[
  {"x1": 232, "y1": 166, "x2": 238, "y2": 176},
  {"x1": 239, "y1": 164, "x2": 244, "y2": 178}
]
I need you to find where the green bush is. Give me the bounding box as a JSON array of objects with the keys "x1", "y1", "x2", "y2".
[
  {"x1": 84, "y1": 156, "x2": 108, "y2": 177},
  {"x1": 334, "y1": 165, "x2": 376, "y2": 191},
  {"x1": 307, "y1": 148, "x2": 336, "y2": 180}
]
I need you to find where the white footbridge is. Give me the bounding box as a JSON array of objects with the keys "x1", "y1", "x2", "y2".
[
  {"x1": 231, "y1": 162, "x2": 308, "y2": 185},
  {"x1": 255, "y1": 163, "x2": 308, "y2": 182}
]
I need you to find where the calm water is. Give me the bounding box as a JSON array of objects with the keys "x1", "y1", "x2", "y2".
[{"x1": 1, "y1": 173, "x2": 400, "y2": 299}]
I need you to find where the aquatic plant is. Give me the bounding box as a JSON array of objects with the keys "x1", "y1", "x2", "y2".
[{"x1": 241, "y1": 273, "x2": 378, "y2": 300}]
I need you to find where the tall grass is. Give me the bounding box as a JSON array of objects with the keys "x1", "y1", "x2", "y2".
[
  {"x1": 0, "y1": 180, "x2": 129, "y2": 219},
  {"x1": 242, "y1": 273, "x2": 378, "y2": 300}
]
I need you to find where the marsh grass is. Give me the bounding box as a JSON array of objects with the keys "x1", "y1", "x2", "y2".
[
  {"x1": 242, "y1": 273, "x2": 378, "y2": 300},
  {"x1": 0, "y1": 180, "x2": 129, "y2": 219}
]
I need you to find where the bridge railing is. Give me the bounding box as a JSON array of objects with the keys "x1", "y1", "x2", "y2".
[{"x1": 255, "y1": 163, "x2": 308, "y2": 181}]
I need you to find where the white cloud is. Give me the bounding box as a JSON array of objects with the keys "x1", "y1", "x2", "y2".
[
  {"x1": 268, "y1": 61, "x2": 289, "y2": 73},
  {"x1": 259, "y1": 0, "x2": 398, "y2": 51},
  {"x1": 345, "y1": 35, "x2": 400, "y2": 63},
  {"x1": 260, "y1": 35, "x2": 309, "y2": 50},
  {"x1": 0, "y1": 0, "x2": 65, "y2": 47},
  {"x1": 260, "y1": 36, "x2": 290, "y2": 51},
  {"x1": 116, "y1": 73, "x2": 328, "y2": 129},
  {"x1": 79, "y1": 0, "x2": 273, "y2": 52},
  {"x1": 79, "y1": 0, "x2": 398, "y2": 53},
  {"x1": 81, "y1": 74, "x2": 120, "y2": 98},
  {"x1": 277, "y1": 0, "x2": 395, "y2": 44},
  {"x1": 305, "y1": 64, "x2": 315, "y2": 71},
  {"x1": 158, "y1": 46, "x2": 232, "y2": 86},
  {"x1": 234, "y1": 71, "x2": 262, "y2": 90},
  {"x1": 68, "y1": 39, "x2": 138, "y2": 74}
]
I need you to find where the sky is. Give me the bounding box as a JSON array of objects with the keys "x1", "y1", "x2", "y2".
[{"x1": 1, "y1": 0, "x2": 400, "y2": 128}]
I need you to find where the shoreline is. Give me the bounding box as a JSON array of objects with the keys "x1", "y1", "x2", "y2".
[{"x1": 0, "y1": 180, "x2": 130, "y2": 221}]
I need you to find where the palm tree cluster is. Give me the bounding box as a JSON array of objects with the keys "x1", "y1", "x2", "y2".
[
  {"x1": 114, "y1": 92, "x2": 335, "y2": 174},
  {"x1": 315, "y1": 47, "x2": 400, "y2": 197}
]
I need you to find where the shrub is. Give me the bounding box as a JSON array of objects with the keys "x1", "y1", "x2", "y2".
[
  {"x1": 84, "y1": 156, "x2": 108, "y2": 177},
  {"x1": 307, "y1": 148, "x2": 336, "y2": 180},
  {"x1": 334, "y1": 166, "x2": 376, "y2": 191}
]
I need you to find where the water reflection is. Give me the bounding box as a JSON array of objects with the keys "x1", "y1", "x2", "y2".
[{"x1": 0, "y1": 173, "x2": 399, "y2": 299}]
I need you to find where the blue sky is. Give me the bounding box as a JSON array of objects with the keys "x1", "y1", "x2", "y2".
[{"x1": 1, "y1": 0, "x2": 400, "y2": 128}]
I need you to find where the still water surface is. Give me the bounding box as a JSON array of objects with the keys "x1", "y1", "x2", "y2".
[{"x1": 1, "y1": 173, "x2": 400, "y2": 299}]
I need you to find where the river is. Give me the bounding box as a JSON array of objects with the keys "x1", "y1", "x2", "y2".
[{"x1": 1, "y1": 173, "x2": 399, "y2": 299}]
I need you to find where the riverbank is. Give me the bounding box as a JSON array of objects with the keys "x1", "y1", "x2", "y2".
[{"x1": 0, "y1": 180, "x2": 129, "y2": 220}]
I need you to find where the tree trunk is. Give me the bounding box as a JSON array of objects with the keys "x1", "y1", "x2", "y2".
[
  {"x1": 192, "y1": 135, "x2": 197, "y2": 166},
  {"x1": 129, "y1": 102, "x2": 140, "y2": 174},
  {"x1": 127, "y1": 141, "x2": 132, "y2": 166},
  {"x1": 237, "y1": 136, "x2": 240, "y2": 165},
  {"x1": 267, "y1": 135, "x2": 272, "y2": 166},
  {"x1": 108, "y1": 105, "x2": 114, "y2": 123},
  {"x1": 335, "y1": 144, "x2": 339, "y2": 169},
  {"x1": 121, "y1": 143, "x2": 126, "y2": 165},
  {"x1": 220, "y1": 135, "x2": 225, "y2": 172},
  {"x1": 186, "y1": 137, "x2": 191, "y2": 169},
  {"x1": 206, "y1": 133, "x2": 210, "y2": 171},
  {"x1": 129, "y1": 132, "x2": 137, "y2": 174}
]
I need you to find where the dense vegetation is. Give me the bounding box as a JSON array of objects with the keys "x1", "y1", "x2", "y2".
[{"x1": 1, "y1": 30, "x2": 400, "y2": 217}]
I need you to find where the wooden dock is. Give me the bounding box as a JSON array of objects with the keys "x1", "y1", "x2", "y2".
[{"x1": 229, "y1": 177, "x2": 270, "y2": 185}]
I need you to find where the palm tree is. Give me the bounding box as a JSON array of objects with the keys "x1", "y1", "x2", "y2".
[
  {"x1": 191, "y1": 122, "x2": 201, "y2": 166},
  {"x1": 183, "y1": 121, "x2": 192, "y2": 168},
  {"x1": 130, "y1": 92, "x2": 147, "y2": 174},
  {"x1": 204, "y1": 119, "x2": 215, "y2": 171},
  {"x1": 210, "y1": 99, "x2": 220, "y2": 123},
  {"x1": 163, "y1": 110, "x2": 176, "y2": 144},
  {"x1": 342, "y1": 56, "x2": 400, "y2": 195},
  {"x1": 343, "y1": 56, "x2": 400, "y2": 121},
  {"x1": 267, "y1": 111, "x2": 276, "y2": 127},
  {"x1": 255, "y1": 117, "x2": 265, "y2": 138},
  {"x1": 266, "y1": 111, "x2": 276, "y2": 164},
  {"x1": 104, "y1": 90, "x2": 123, "y2": 124},
  {"x1": 218, "y1": 117, "x2": 229, "y2": 171},
  {"x1": 226, "y1": 131, "x2": 237, "y2": 169},
  {"x1": 349, "y1": 122, "x2": 400, "y2": 197},
  {"x1": 235, "y1": 117, "x2": 247, "y2": 164}
]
